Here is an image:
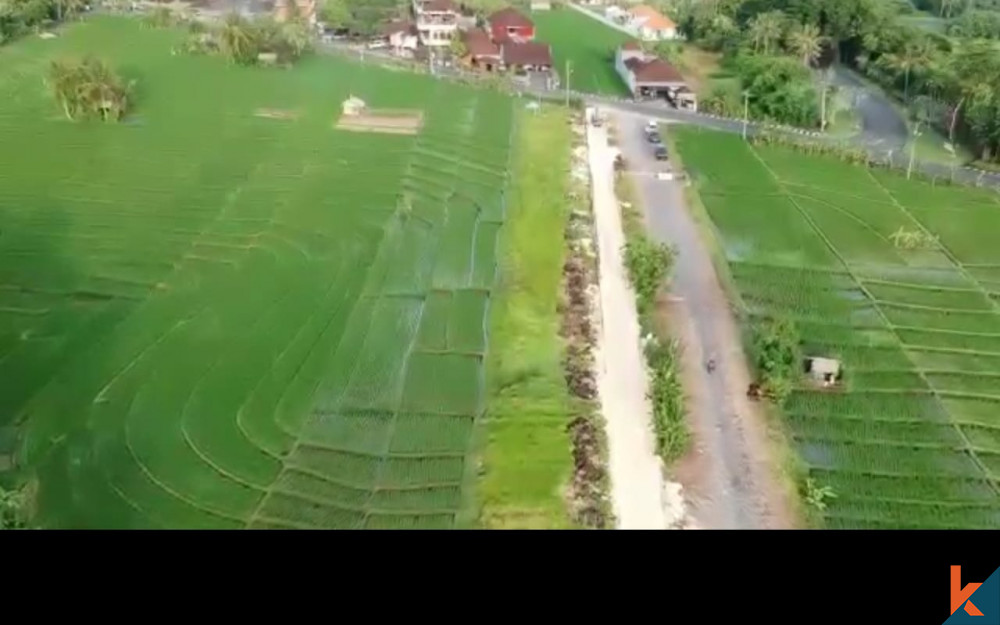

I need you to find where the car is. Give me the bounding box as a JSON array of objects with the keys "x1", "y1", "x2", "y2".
[
  {"x1": 367, "y1": 40, "x2": 389, "y2": 50},
  {"x1": 653, "y1": 145, "x2": 669, "y2": 161},
  {"x1": 646, "y1": 131, "x2": 662, "y2": 144},
  {"x1": 645, "y1": 120, "x2": 658, "y2": 133}
]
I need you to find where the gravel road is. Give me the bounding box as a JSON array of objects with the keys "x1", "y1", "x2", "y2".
[{"x1": 608, "y1": 109, "x2": 795, "y2": 530}]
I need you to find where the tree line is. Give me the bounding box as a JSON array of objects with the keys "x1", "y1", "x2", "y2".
[
  {"x1": 0, "y1": 0, "x2": 86, "y2": 44},
  {"x1": 664, "y1": 0, "x2": 1000, "y2": 163}
]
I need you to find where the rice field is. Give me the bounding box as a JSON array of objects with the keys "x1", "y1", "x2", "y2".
[
  {"x1": 673, "y1": 127, "x2": 1000, "y2": 528},
  {"x1": 0, "y1": 17, "x2": 519, "y2": 528},
  {"x1": 532, "y1": 6, "x2": 633, "y2": 97}
]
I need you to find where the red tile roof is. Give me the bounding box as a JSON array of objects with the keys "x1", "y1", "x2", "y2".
[
  {"x1": 502, "y1": 41, "x2": 552, "y2": 67},
  {"x1": 624, "y1": 57, "x2": 684, "y2": 83},
  {"x1": 489, "y1": 7, "x2": 533, "y2": 29},
  {"x1": 381, "y1": 20, "x2": 417, "y2": 37},
  {"x1": 463, "y1": 29, "x2": 501, "y2": 57}
]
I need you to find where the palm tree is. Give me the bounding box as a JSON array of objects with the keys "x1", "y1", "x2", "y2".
[
  {"x1": 786, "y1": 22, "x2": 824, "y2": 68},
  {"x1": 878, "y1": 39, "x2": 934, "y2": 103},
  {"x1": 747, "y1": 11, "x2": 785, "y2": 55}
]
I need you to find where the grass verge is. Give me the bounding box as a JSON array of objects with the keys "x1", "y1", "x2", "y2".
[
  {"x1": 476, "y1": 105, "x2": 578, "y2": 529},
  {"x1": 612, "y1": 146, "x2": 690, "y2": 464}
]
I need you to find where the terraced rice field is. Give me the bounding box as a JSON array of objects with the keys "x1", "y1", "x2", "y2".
[
  {"x1": 673, "y1": 127, "x2": 1000, "y2": 529},
  {"x1": 0, "y1": 18, "x2": 516, "y2": 528}
]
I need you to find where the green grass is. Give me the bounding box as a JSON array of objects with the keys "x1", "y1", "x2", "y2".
[
  {"x1": 477, "y1": 105, "x2": 577, "y2": 529},
  {"x1": 0, "y1": 16, "x2": 522, "y2": 528},
  {"x1": 672, "y1": 125, "x2": 1000, "y2": 528},
  {"x1": 533, "y1": 6, "x2": 633, "y2": 96}
]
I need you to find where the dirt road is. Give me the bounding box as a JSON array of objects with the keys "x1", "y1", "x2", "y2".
[
  {"x1": 584, "y1": 109, "x2": 691, "y2": 530},
  {"x1": 608, "y1": 108, "x2": 796, "y2": 530}
]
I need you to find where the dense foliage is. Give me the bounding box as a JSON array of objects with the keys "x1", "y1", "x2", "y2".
[
  {"x1": 181, "y1": 14, "x2": 312, "y2": 66},
  {"x1": 0, "y1": 0, "x2": 85, "y2": 44},
  {"x1": 318, "y1": 0, "x2": 406, "y2": 38},
  {"x1": 0, "y1": 486, "x2": 26, "y2": 529},
  {"x1": 646, "y1": 338, "x2": 689, "y2": 462},
  {"x1": 665, "y1": 0, "x2": 1000, "y2": 161}
]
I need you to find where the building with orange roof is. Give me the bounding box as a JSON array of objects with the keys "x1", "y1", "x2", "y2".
[{"x1": 628, "y1": 5, "x2": 678, "y2": 41}]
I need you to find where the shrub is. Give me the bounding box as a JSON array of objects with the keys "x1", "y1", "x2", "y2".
[{"x1": 622, "y1": 235, "x2": 676, "y2": 315}]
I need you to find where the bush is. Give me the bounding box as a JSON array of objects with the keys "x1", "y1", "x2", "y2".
[
  {"x1": 622, "y1": 235, "x2": 675, "y2": 315},
  {"x1": 751, "y1": 316, "x2": 801, "y2": 404},
  {"x1": 646, "y1": 338, "x2": 689, "y2": 462}
]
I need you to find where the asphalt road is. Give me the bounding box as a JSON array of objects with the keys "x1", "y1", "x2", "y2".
[{"x1": 829, "y1": 65, "x2": 909, "y2": 152}]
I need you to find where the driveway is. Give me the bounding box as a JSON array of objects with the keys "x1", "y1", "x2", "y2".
[{"x1": 608, "y1": 109, "x2": 796, "y2": 529}]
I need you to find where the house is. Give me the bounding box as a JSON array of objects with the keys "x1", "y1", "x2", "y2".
[
  {"x1": 488, "y1": 7, "x2": 535, "y2": 42},
  {"x1": 501, "y1": 40, "x2": 552, "y2": 72},
  {"x1": 274, "y1": 0, "x2": 316, "y2": 25},
  {"x1": 614, "y1": 42, "x2": 695, "y2": 110},
  {"x1": 413, "y1": 0, "x2": 460, "y2": 47},
  {"x1": 628, "y1": 5, "x2": 677, "y2": 41},
  {"x1": 462, "y1": 28, "x2": 502, "y2": 72},
  {"x1": 530, "y1": 0, "x2": 551, "y2": 9},
  {"x1": 605, "y1": 6, "x2": 628, "y2": 22},
  {"x1": 381, "y1": 20, "x2": 420, "y2": 54}
]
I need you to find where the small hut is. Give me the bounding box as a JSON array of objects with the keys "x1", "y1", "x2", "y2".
[
  {"x1": 342, "y1": 95, "x2": 367, "y2": 117},
  {"x1": 258, "y1": 52, "x2": 278, "y2": 65},
  {"x1": 805, "y1": 357, "x2": 841, "y2": 387}
]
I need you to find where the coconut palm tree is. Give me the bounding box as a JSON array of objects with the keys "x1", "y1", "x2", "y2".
[
  {"x1": 878, "y1": 39, "x2": 934, "y2": 103},
  {"x1": 786, "y1": 22, "x2": 824, "y2": 68},
  {"x1": 747, "y1": 11, "x2": 785, "y2": 55}
]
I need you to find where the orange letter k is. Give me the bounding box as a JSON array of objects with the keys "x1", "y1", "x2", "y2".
[{"x1": 952, "y1": 566, "x2": 985, "y2": 617}]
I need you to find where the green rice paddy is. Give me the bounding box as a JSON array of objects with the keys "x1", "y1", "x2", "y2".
[
  {"x1": 532, "y1": 6, "x2": 632, "y2": 97},
  {"x1": 0, "y1": 17, "x2": 518, "y2": 528},
  {"x1": 673, "y1": 127, "x2": 1000, "y2": 528}
]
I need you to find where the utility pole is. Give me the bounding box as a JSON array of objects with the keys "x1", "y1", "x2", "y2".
[
  {"x1": 907, "y1": 122, "x2": 922, "y2": 180},
  {"x1": 564, "y1": 59, "x2": 572, "y2": 107},
  {"x1": 820, "y1": 85, "x2": 828, "y2": 133},
  {"x1": 742, "y1": 91, "x2": 749, "y2": 141}
]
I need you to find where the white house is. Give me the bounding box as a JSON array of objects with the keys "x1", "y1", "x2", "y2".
[
  {"x1": 381, "y1": 20, "x2": 420, "y2": 55},
  {"x1": 628, "y1": 5, "x2": 678, "y2": 41},
  {"x1": 530, "y1": 0, "x2": 551, "y2": 9},
  {"x1": 412, "y1": 0, "x2": 460, "y2": 47}
]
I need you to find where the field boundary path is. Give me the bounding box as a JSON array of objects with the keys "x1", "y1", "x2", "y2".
[
  {"x1": 585, "y1": 109, "x2": 691, "y2": 530},
  {"x1": 609, "y1": 109, "x2": 796, "y2": 529}
]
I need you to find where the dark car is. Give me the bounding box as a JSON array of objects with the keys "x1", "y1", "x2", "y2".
[
  {"x1": 646, "y1": 131, "x2": 662, "y2": 144},
  {"x1": 654, "y1": 145, "x2": 669, "y2": 161}
]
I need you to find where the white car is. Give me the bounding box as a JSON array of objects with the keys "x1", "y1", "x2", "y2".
[
  {"x1": 645, "y1": 120, "x2": 658, "y2": 133},
  {"x1": 367, "y1": 40, "x2": 389, "y2": 50}
]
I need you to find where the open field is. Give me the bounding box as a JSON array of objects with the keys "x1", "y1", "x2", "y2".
[
  {"x1": 478, "y1": 105, "x2": 577, "y2": 528},
  {"x1": 0, "y1": 17, "x2": 518, "y2": 528},
  {"x1": 533, "y1": 7, "x2": 632, "y2": 97},
  {"x1": 672, "y1": 126, "x2": 1000, "y2": 528}
]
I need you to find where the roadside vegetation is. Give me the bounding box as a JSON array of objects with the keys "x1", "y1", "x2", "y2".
[
  {"x1": 612, "y1": 145, "x2": 688, "y2": 464},
  {"x1": 479, "y1": 106, "x2": 610, "y2": 529}
]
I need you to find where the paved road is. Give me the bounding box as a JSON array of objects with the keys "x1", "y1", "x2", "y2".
[
  {"x1": 829, "y1": 65, "x2": 909, "y2": 152},
  {"x1": 609, "y1": 110, "x2": 795, "y2": 529}
]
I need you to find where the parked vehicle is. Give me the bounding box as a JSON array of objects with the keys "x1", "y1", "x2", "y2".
[
  {"x1": 645, "y1": 120, "x2": 658, "y2": 134},
  {"x1": 367, "y1": 40, "x2": 389, "y2": 50},
  {"x1": 646, "y1": 131, "x2": 662, "y2": 144},
  {"x1": 653, "y1": 145, "x2": 669, "y2": 161}
]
